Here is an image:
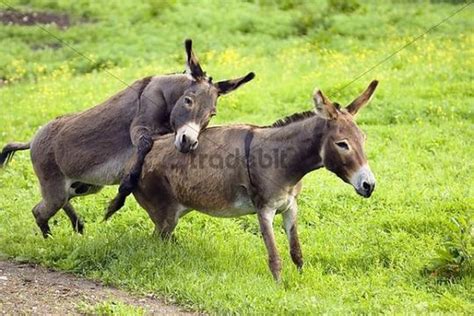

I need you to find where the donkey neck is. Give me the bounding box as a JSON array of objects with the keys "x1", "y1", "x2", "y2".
[{"x1": 256, "y1": 114, "x2": 328, "y2": 184}]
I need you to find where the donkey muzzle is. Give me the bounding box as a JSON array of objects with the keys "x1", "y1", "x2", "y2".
[
  {"x1": 174, "y1": 123, "x2": 199, "y2": 153},
  {"x1": 351, "y1": 164, "x2": 376, "y2": 198}
]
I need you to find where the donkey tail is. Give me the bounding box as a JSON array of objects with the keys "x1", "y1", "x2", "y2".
[
  {"x1": 0, "y1": 142, "x2": 31, "y2": 167},
  {"x1": 104, "y1": 193, "x2": 127, "y2": 221}
]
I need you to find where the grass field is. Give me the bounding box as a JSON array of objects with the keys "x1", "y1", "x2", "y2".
[{"x1": 0, "y1": 0, "x2": 473, "y2": 313}]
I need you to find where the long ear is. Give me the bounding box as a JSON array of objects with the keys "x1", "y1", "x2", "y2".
[
  {"x1": 346, "y1": 80, "x2": 379, "y2": 115},
  {"x1": 184, "y1": 39, "x2": 206, "y2": 80},
  {"x1": 215, "y1": 72, "x2": 255, "y2": 95},
  {"x1": 313, "y1": 88, "x2": 338, "y2": 120}
]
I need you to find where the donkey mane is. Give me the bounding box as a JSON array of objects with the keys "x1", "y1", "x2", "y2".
[
  {"x1": 203, "y1": 110, "x2": 316, "y2": 131},
  {"x1": 164, "y1": 71, "x2": 186, "y2": 75},
  {"x1": 267, "y1": 110, "x2": 316, "y2": 128}
]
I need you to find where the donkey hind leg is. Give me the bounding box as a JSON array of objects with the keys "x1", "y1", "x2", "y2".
[
  {"x1": 144, "y1": 203, "x2": 187, "y2": 240},
  {"x1": 32, "y1": 195, "x2": 68, "y2": 239},
  {"x1": 104, "y1": 133, "x2": 153, "y2": 220},
  {"x1": 151, "y1": 208, "x2": 180, "y2": 240},
  {"x1": 62, "y1": 202, "x2": 84, "y2": 234},
  {"x1": 32, "y1": 173, "x2": 81, "y2": 238},
  {"x1": 64, "y1": 183, "x2": 104, "y2": 234},
  {"x1": 156, "y1": 208, "x2": 191, "y2": 241}
]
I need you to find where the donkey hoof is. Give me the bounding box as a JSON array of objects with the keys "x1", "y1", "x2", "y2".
[
  {"x1": 152, "y1": 230, "x2": 177, "y2": 243},
  {"x1": 37, "y1": 222, "x2": 52, "y2": 239},
  {"x1": 273, "y1": 275, "x2": 282, "y2": 284},
  {"x1": 74, "y1": 221, "x2": 84, "y2": 234},
  {"x1": 41, "y1": 228, "x2": 52, "y2": 239},
  {"x1": 163, "y1": 234, "x2": 178, "y2": 243}
]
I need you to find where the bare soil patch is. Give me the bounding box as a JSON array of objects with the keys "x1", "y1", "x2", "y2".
[
  {"x1": 0, "y1": 9, "x2": 70, "y2": 29},
  {"x1": 0, "y1": 260, "x2": 193, "y2": 315},
  {"x1": 30, "y1": 42, "x2": 62, "y2": 51}
]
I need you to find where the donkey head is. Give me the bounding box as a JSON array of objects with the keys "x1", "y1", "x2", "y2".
[
  {"x1": 171, "y1": 39, "x2": 255, "y2": 153},
  {"x1": 314, "y1": 80, "x2": 379, "y2": 197}
]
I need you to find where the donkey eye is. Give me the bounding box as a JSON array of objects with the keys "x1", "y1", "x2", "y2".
[
  {"x1": 335, "y1": 141, "x2": 350, "y2": 151},
  {"x1": 184, "y1": 96, "x2": 193, "y2": 106}
]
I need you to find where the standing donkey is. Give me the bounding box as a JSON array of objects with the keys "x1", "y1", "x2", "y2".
[
  {"x1": 0, "y1": 39, "x2": 255, "y2": 238},
  {"x1": 128, "y1": 80, "x2": 378, "y2": 281}
]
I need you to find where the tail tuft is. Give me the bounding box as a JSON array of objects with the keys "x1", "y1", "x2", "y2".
[
  {"x1": 0, "y1": 142, "x2": 30, "y2": 167},
  {"x1": 104, "y1": 194, "x2": 127, "y2": 221},
  {"x1": 104, "y1": 172, "x2": 138, "y2": 221}
]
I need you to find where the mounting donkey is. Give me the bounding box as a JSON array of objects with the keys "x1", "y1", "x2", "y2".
[
  {"x1": 127, "y1": 80, "x2": 378, "y2": 281},
  {"x1": 0, "y1": 39, "x2": 255, "y2": 238}
]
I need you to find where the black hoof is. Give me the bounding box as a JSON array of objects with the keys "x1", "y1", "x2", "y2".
[
  {"x1": 73, "y1": 220, "x2": 84, "y2": 234},
  {"x1": 40, "y1": 226, "x2": 51, "y2": 239},
  {"x1": 297, "y1": 264, "x2": 304, "y2": 274}
]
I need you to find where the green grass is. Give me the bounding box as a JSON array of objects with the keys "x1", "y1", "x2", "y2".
[
  {"x1": 77, "y1": 300, "x2": 146, "y2": 315},
  {"x1": 1, "y1": 0, "x2": 473, "y2": 313}
]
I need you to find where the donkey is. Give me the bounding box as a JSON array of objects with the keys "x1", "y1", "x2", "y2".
[
  {"x1": 130, "y1": 80, "x2": 378, "y2": 281},
  {"x1": 0, "y1": 39, "x2": 255, "y2": 238}
]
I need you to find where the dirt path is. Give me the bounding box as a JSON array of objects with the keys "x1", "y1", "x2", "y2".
[
  {"x1": 0, "y1": 260, "x2": 192, "y2": 315},
  {"x1": 0, "y1": 9, "x2": 71, "y2": 29}
]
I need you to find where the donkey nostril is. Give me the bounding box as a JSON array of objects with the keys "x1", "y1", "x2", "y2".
[
  {"x1": 190, "y1": 141, "x2": 198, "y2": 150},
  {"x1": 362, "y1": 181, "x2": 370, "y2": 191},
  {"x1": 181, "y1": 134, "x2": 187, "y2": 144}
]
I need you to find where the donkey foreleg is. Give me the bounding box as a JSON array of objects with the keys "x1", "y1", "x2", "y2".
[
  {"x1": 282, "y1": 200, "x2": 303, "y2": 272},
  {"x1": 104, "y1": 127, "x2": 153, "y2": 220},
  {"x1": 257, "y1": 208, "x2": 282, "y2": 282}
]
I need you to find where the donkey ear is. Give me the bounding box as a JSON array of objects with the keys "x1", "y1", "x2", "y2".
[
  {"x1": 346, "y1": 80, "x2": 379, "y2": 116},
  {"x1": 215, "y1": 72, "x2": 255, "y2": 96},
  {"x1": 313, "y1": 89, "x2": 338, "y2": 120},
  {"x1": 184, "y1": 39, "x2": 206, "y2": 80}
]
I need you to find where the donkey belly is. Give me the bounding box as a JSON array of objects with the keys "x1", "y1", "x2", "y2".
[
  {"x1": 54, "y1": 127, "x2": 135, "y2": 185},
  {"x1": 192, "y1": 187, "x2": 256, "y2": 218},
  {"x1": 73, "y1": 147, "x2": 135, "y2": 185}
]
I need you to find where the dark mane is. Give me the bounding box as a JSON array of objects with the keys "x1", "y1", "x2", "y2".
[
  {"x1": 266, "y1": 110, "x2": 316, "y2": 128},
  {"x1": 165, "y1": 70, "x2": 186, "y2": 75}
]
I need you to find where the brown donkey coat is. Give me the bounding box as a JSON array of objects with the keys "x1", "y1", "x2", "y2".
[{"x1": 131, "y1": 80, "x2": 379, "y2": 281}]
